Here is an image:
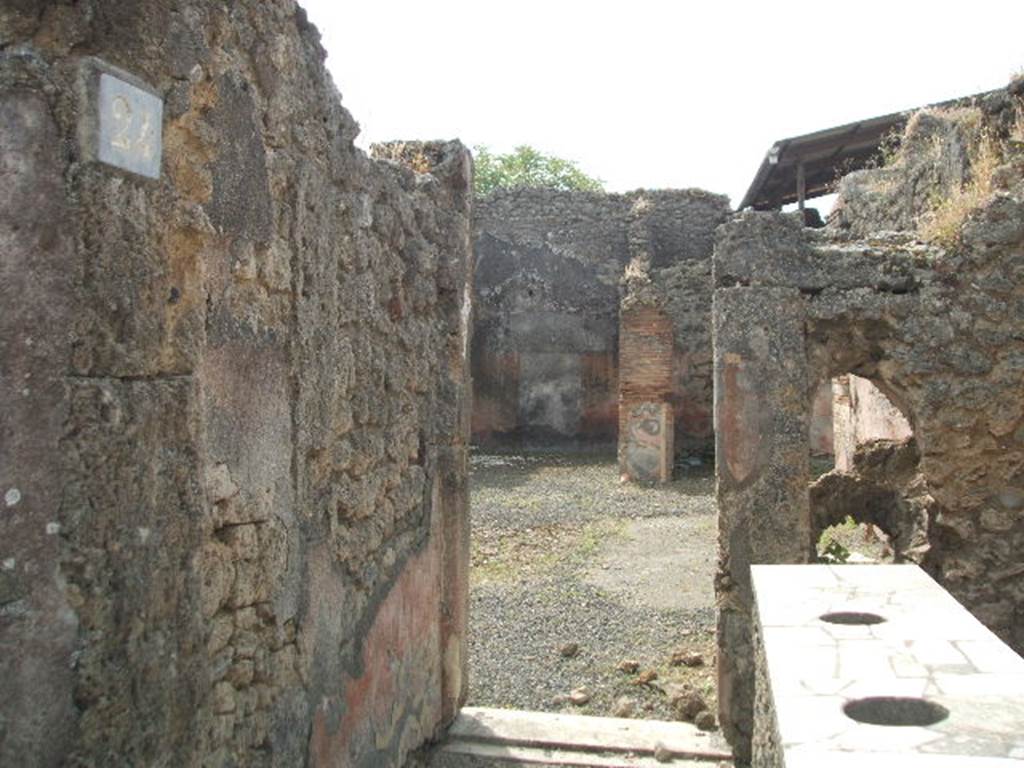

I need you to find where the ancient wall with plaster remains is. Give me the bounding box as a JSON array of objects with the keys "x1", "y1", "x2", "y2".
[
  {"x1": 712, "y1": 82, "x2": 1024, "y2": 762},
  {"x1": 472, "y1": 188, "x2": 730, "y2": 454},
  {"x1": 0, "y1": 3, "x2": 471, "y2": 766}
]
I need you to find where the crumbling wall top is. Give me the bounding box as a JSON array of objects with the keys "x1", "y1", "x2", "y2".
[{"x1": 831, "y1": 79, "x2": 1024, "y2": 241}]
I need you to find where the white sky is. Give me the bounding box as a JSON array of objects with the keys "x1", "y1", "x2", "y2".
[{"x1": 299, "y1": 0, "x2": 1024, "y2": 208}]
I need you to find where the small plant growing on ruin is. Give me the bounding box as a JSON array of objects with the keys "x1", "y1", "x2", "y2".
[
  {"x1": 919, "y1": 129, "x2": 1002, "y2": 248},
  {"x1": 819, "y1": 538, "x2": 852, "y2": 564},
  {"x1": 817, "y1": 515, "x2": 855, "y2": 564},
  {"x1": 405, "y1": 149, "x2": 433, "y2": 175}
]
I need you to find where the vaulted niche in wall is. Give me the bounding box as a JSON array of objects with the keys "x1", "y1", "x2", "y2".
[{"x1": 811, "y1": 373, "x2": 933, "y2": 565}]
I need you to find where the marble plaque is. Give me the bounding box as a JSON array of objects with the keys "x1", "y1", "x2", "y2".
[{"x1": 95, "y1": 72, "x2": 163, "y2": 179}]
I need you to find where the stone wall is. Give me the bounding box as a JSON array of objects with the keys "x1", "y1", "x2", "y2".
[
  {"x1": 0, "y1": 4, "x2": 471, "y2": 767},
  {"x1": 713, "y1": 79, "x2": 1024, "y2": 761},
  {"x1": 712, "y1": 283, "x2": 813, "y2": 764},
  {"x1": 472, "y1": 187, "x2": 730, "y2": 453}
]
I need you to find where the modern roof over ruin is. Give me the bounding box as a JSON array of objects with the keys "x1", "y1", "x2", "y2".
[{"x1": 739, "y1": 89, "x2": 1002, "y2": 212}]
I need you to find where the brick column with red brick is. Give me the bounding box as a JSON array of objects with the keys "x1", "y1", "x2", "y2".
[{"x1": 618, "y1": 302, "x2": 675, "y2": 482}]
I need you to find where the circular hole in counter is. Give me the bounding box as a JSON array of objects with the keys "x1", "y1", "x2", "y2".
[
  {"x1": 843, "y1": 697, "x2": 949, "y2": 727},
  {"x1": 819, "y1": 611, "x2": 886, "y2": 625}
]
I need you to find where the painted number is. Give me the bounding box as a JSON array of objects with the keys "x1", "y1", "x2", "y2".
[{"x1": 110, "y1": 94, "x2": 154, "y2": 160}]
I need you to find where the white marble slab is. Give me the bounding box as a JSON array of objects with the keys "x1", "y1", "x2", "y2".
[
  {"x1": 77, "y1": 58, "x2": 163, "y2": 180},
  {"x1": 96, "y1": 72, "x2": 162, "y2": 178},
  {"x1": 753, "y1": 564, "x2": 1024, "y2": 766}
]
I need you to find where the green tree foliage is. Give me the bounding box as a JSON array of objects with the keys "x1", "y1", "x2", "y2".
[{"x1": 473, "y1": 145, "x2": 604, "y2": 196}]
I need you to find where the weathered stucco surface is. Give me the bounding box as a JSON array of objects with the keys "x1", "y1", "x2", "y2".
[
  {"x1": 472, "y1": 188, "x2": 730, "y2": 453},
  {"x1": 808, "y1": 381, "x2": 835, "y2": 457},
  {"x1": 0, "y1": 3, "x2": 470, "y2": 766},
  {"x1": 714, "y1": 82, "x2": 1024, "y2": 761}
]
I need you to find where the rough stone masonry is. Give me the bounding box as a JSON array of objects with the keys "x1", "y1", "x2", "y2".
[
  {"x1": 714, "y1": 83, "x2": 1024, "y2": 762},
  {"x1": 1, "y1": 3, "x2": 471, "y2": 766}
]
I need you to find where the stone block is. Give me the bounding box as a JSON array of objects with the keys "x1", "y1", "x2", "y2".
[
  {"x1": 61, "y1": 377, "x2": 205, "y2": 763},
  {"x1": 0, "y1": 84, "x2": 78, "y2": 767}
]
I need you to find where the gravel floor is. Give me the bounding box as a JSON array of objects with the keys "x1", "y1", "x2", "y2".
[{"x1": 466, "y1": 450, "x2": 719, "y2": 722}]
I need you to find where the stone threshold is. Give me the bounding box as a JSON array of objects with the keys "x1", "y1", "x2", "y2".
[{"x1": 427, "y1": 707, "x2": 733, "y2": 767}]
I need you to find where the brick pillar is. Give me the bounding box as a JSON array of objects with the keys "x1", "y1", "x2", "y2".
[
  {"x1": 618, "y1": 304, "x2": 674, "y2": 482},
  {"x1": 713, "y1": 286, "x2": 813, "y2": 763}
]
